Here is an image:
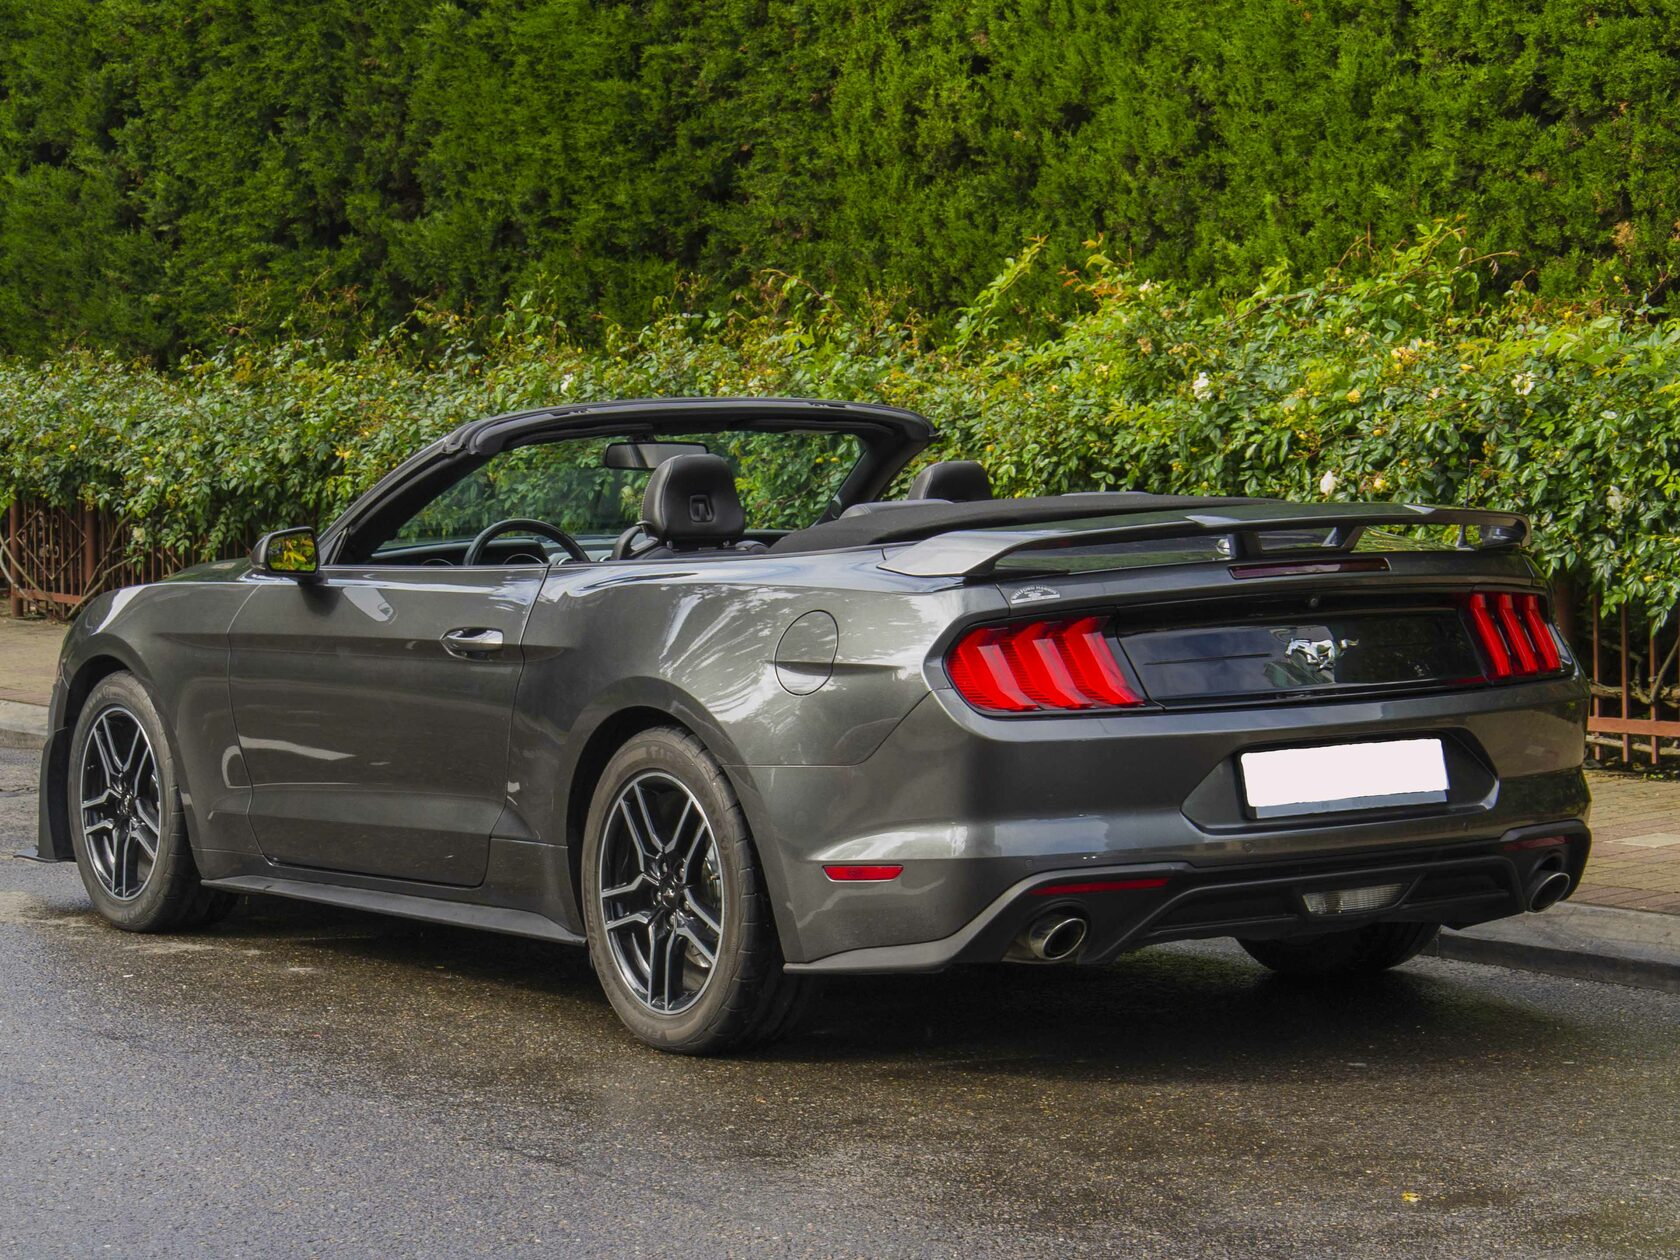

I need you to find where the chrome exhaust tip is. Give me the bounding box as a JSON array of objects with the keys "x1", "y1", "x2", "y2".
[
  {"x1": 1527, "y1": 869, "x2": 1572, "y2": 913},
  {"x1": 1023, "y1": 912, "x2": 1089, "y2": 962}
]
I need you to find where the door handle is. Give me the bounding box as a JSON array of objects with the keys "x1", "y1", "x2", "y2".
[{"x1": 441, "y1": 627, "x2": 505, "y2": 659}]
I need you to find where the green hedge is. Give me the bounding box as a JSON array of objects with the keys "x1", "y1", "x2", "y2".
[
  {"x1": 2, "y1": 226, "x2": 1677, "y2": 613},
  {"x1": 6, "y1": 1, "x2": 1680, "y2": 359}
]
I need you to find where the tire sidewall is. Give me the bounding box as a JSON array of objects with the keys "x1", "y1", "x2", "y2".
[
  {"x1": 581, "y1": 729, "x2": 768, "y2": 1051},
  {"x1": 67, "y1": 672, "x2": 192, "y2": 931}
]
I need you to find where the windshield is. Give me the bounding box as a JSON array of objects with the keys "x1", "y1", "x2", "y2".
[{"x1": 374, "y1": 429, "x2": 863, "y2": 556}]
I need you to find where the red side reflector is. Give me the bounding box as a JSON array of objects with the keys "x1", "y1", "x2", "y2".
[
  {"x1": 948, "y1": 615, "x2": 1142, "y2": 714},
  {"x1": 1502, "y1": 835, "x2": 1568, "y2": 852},
  {"x1": 823, "y1": 864, "x2": 904, "y2": 882},
  {"x1": 1030, "y1": 877, "x2": 1169, "y2": 896}
]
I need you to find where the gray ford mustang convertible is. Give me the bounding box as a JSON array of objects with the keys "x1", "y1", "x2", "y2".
[{"x1": 32, "y1": 397, "x2": 1590, "y2": 1052}]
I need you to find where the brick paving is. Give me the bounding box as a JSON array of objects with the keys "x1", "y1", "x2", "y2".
[
  {"x1": 0, "y1": 612, "x2": 63, "y2": 705},
  {"x1": 1579, "y1": 770, "x2": 1680, "y2": 916},
  {"x1": 3, "y1": 612, "x2": 1678, "y2": 913}
]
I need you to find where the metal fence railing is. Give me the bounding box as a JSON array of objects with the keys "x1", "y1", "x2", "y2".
[
  {"x1": 1586, "y1": 596, "x2": 1680, "y2": 767},
  {"x1": 2, "y1": 498, "x2": 243, "y2": 620}
]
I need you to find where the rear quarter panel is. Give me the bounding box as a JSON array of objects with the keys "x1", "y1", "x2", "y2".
[{"x1": 505, "y1": 550, "x2": 993, "y2": 948}]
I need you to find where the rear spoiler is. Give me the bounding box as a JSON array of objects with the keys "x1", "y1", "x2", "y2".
[{"x1": 877, "y1": 502, "x2": 1529, "y2": 579}]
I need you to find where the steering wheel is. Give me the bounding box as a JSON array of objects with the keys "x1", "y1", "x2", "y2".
[{"x1": 462, "y1": 518, "x2": 590, "y2": 567}]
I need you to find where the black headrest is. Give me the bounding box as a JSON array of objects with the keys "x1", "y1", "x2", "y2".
[
  {"x1": 910, "y1": 460, "x2": 992, "y2": 502},
  {"x1": 641, "y1": 453, "x2": 745, "y2": 547}
]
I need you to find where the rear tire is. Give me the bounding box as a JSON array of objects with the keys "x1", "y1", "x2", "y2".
[
  {"x1": 581, "y1": 726, "x2": 814, "y2": 1054},
  {"x1": 1238, "y1": 921, "x2": 1440, "y2": 978},
  {"x1": 67, "y1": 672, "x2": 237, "y2": 933}
]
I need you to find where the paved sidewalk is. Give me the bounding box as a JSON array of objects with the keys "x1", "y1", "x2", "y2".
[
  {"x1": 1577, "y1": 770, "x2": 1680, "y2": 915},
  {"x1": 0, "y1": 613, "x2": 61, "y2": 705}
]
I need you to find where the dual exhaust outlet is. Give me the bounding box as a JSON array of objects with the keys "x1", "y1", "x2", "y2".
[
  {"x1": 1017, "y1": 859, "x2": 1570, "y2": 963},
  {"x1": 1527, "y1": 864, "x2": 1572, "y2": 913},
  {"x1": 1020, "y1": 911, "x2": 1089, "y2": 962}
]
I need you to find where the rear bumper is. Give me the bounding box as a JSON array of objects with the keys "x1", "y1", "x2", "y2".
[
  {"x1": 741, "y1": 672, "x2": 1590, "y2": 965},
  {"x1": 785, "y1": 822, "x2": 1591, "y2": 973}
]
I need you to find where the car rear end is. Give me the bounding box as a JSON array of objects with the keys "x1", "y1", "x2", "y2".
[{"x1": 775, "y1": 505, "x2": 1589, "y2": 973}]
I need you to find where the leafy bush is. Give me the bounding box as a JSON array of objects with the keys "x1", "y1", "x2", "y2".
[
  {"x1": 2, "y1": 225, "x2": 1677, "y2": 614},
  {"x1": 6, "y1": 1, "x2": 1680, "y2": 358}
]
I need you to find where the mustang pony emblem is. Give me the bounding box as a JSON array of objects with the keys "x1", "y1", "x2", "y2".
[{"x1": 1284, "y1": 634, "x2": 1357, "y2": 681}]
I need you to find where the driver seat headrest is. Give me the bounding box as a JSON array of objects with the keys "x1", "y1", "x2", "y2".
[
  {"x1": 909, "y1": 460, "x2": 992, "y2": 502},
  {"x1": 640, "y1": 453, "x2": 746, "y2": 549}
]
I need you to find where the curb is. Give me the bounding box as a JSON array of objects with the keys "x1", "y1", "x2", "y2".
[
  {"x1": 1429, "y1": 901, "x2": 1680, "y2": 995},
  {"x1": 0, "y1": 699, "x2": 46, "y2": 752}
]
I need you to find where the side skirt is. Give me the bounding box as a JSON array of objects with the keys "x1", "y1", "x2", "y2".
[{"x1": 202, "y1": 874, "x2": 586, "y2": 946}]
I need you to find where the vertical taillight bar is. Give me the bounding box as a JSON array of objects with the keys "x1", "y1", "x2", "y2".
[{"x1": 1462, "y1": 592, "x2": 1565, "y2": 682}]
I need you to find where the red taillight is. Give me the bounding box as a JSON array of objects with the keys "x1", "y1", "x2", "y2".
[
  {"x1": 1461, "y1": 592, "x2": 1565, "y2": 682},
  {"x1": 947, "y1": 627, "x2": 1035, "y2": 712},
  {"x1": 1520, "y1": 595, "x2": 1563, "y2": 672},
  {"x1": 1494, "y1": 593, "x2": 1540, "y2": 673},
  {"x1": 946, "y1": 617, "x2": 1142, "y2": 714},
  {"x1": 823, "y1": 864, "x2": 904, "y2": 882}
]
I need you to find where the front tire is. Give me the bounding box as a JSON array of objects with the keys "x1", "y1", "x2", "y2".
[
  {"x1": 68, "y1": 672, "x2": 236, "y2": 932},
  {"x1": 581, "y1": 726, "x2": 812, "y2": 1054},
  {"x1": 1238, "y1": 921, "x2": 1440, "y2": 978}
]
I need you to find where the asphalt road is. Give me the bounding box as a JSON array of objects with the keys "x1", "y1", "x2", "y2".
[{"x1": 2, "y1": 746, "x2": 1676, "y2": 1260}]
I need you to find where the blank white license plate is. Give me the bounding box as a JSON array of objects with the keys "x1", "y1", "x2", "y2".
[{"x1": 1240, "y1": 738, "x2": 1449, "y2": 818}]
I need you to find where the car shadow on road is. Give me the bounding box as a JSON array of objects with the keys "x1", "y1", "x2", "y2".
[{"x1": 180, "y1": 893, "x2": 1585, "y2": 1084}]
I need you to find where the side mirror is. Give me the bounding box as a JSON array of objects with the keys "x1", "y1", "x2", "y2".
[{"x1": 252, "y1": 527, "x2": 320, "y2": 578}]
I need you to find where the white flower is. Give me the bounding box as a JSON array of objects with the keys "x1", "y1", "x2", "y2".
[
  {"x1": 1319, "y1": 471, "x2": 1339, "y2": 496},
  {"x1": 1512, "y1": 371, "x2": 1536, "y2": 397},
  {"x1": 1607, "y1": 485, "x2": 1627, "y2": 515},
  {"x1": 1138, "y1": 280, "x2": 1155, "y2": 294},
  {"x1": 560, "y1": 373, "x2": 575, "y2": 393},
  {"x1": 1191, "y1": 372, "x2": 1212, "y2": 401}
]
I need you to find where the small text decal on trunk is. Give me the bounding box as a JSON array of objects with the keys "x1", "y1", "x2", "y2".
[{"x1": 1010, "y1": 586, "x2": 1061, "y2": 604}]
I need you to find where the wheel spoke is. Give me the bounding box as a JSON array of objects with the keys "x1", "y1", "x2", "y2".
[
  {"x1": 673, "y1": 814, "x2": 709, "y2": 878},
  {"x1": 605, "y1": 907, "x2": 654, "y2": 934},
  {"x1": 662, "y1": 797, "x2": 695, "y2": 858},
  {"x1": 112, "y1": 830, "x2": 131, "y2": 897},
  {"x1": 90, "y1": 718, "x2": 121, "y2": 780},
  {"x1": 617, "y1": 799, "x2": 656, "y2": 871},
  {"x1": 646, "y1": 921, "x2": 683, "y2": 1009},
  {"x1": 673, "y1": 922, "x2": 716, "y2": 967},
  {"x1": 86, "y1": 829, "x2": 113, "y2": 878},
  {"x1": 683, "y1": 890, "x2": 723, "y2": 939},
  {"x1": 120, "y1": 723, "x2": 145, "y2": 779},
  {"x1": 81, "y1": 787, "x2": 115, "y2": 811},
  {"x1": 601, "y1": 873, "x2": 650, "y2": 900},
  {"x1": 130, "y1": 743, "x2": 155, "y2": 796},
  {"x1": 131, "y1": 824, "x2": 158, "y2": 861},
  {"x1": 133, "y1": 797, "x2": 161, "y2": 838},
  {"x1": 631, "y1": 781, "x2": 665, "y2": 855}
]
